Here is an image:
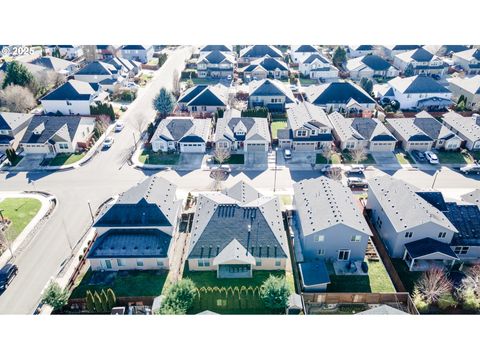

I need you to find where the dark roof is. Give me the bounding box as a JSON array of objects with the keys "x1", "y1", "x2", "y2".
[
  {"x1": 405, "y1": 238, "x2": 458, "y2": 259},
  {"x1": 20, "y1": 115, "x2": 83, "y2": 145},
  {"x1": 391, "y1": 45, "x2": 421, "y2": 51},
  {"x1": 391, "y1": 75, "x2": 450, "y2": 94},
  {"x1": 204, "y1": 50, "x2": 229, "y2": 64},
  {"x1": 442, "y1": 45, "x2": 469, "y2": 54},
  {"x1": 41, "y1": 80, "x2": 97, "y2": 101},
  {"x1": 241, "y1": 45, "x2": 282, "y2": 58},
  {"x1": 299, "y1": 260, "x2": 331, "y2": 289},
  {"x1": 88, "y1": 229, "x2": 172, "y2": 259},
  {"x1": 188, "y1": 204, "x2": 287, "y2": 259},
  {"x1": 351, "y1": 118, "x2": 396, "y2": 141},
  {"x1": 250, "y1": 57, "x2": 288, "y2": 71},
  {"x1": 200, "y1": 45, "x2": 231, "y2": 52},
  {"x1": 250, "y1": 79, "x2": 290, "y2": 98},
  {"x1": 0, "y1": 112, "x2": 32, "y2": 131},
  {"x1": 416, "y1": 191, "x2": 448, "y2": 212},
  {"x1": 409, "y1": 47, "x2": 435, "y2": 62},
  {"x1": 361, "y1": 54, "x2": 392, "y2": 71},
  {"x1": 308, "y1": 82, "x2": 375, "y2": 105},
  {"x1": 187, "y1": 88, "x2": 225, "y2": 106},
  {"x1": 76, "y1": 61, "x2": 116, "y2": 76},
  {"x1": 95, "y1": 176, "x2": 178, "y2": 228},
  {"x1": 355, "y1": 45, "x2": 373, "y2": 51},
  {"x1": 294, "y1": 45, "x2": 317, "y2": 53},
  {"x1": 122, "y1": 45, "x2": 147, "y2": 50},
  {"x1": 303, "y1": 53, "x2": 329, "y2": 64},
  {"x1": 178, "y1": 85, "x2": 209, "y2": 103},
  {"x1": 0, "y1": 134, "x2": 14, "y2": 144},
  {"x1": 166, "y1": 118, "x2": 194, "y2": 140}
]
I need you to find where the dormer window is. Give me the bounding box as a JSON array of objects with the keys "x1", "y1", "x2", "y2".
[{"x1": 296, "y1": 130, "x2": 308, "y2": 137}]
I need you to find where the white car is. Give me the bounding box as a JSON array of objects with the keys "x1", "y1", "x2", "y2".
[
  {"x1": 220, "y1": 164, "x2": 231, "y2": 173},
  {"x1": 346, "y1": 164, "x2": 365, "y2": 175},
  {"x1": 103, "y1": 137, "x2": 114, "y2": 149},
  {"x1": 283, "y1": 149, "x2": 292, "y2": 160},
  {"x1": 114, "y1": 122, "x2": 125, "y2": 132},
  {"x1": 321, "y1": 164, "x2": 342, "y2": 174},
  {"x1": 460, "y1": 164, "x2": 480, "y2": 174},
  {"x1": 424, "y1": 151, "x2": 439, "y2": 164},
  {"x1": 347, "y1": 177, "x2": 368, "y2": 189},
  {"x1": 124, "y1": 82, "x2": 139, "y2": 89}
]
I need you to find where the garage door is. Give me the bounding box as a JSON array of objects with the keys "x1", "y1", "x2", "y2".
[
  {"x1": 407, "y1": 142, "x2": 431, "y2": 151},
  {"x1": 293, "y1": 142, "x2": 316, "y2": 151},
  {"x1": 370, "y1": 142, "x2": 395, "y2": 152},
  {"x1": 180, "y1": 143, "x2": 205, "y2": 153},
  {"x1": 246, "y1": 143, "x2": 266, "y2": 152}
]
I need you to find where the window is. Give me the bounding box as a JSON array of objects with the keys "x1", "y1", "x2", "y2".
[
  {"x1": 405, "y1": 232, "x2": 413, "y2": 238},
  {"x1": 338, "y1": 250, "x2": 350, "y2": 261},
  {"x1": 104, "y1": 260, "x2": 112, "y2": 269},
  {"x1": 198, "y1": 259, "x2": 210, "y2": 267},
  {"x1": 454, "y1": 246, "x2": 469, "y2": 255},
  {"x1": 136, "y1": 260, "x2": 144, "y2": 267},
  {"x1": 58, "y1": 143, "x2": 68, "y2": 149},
  {"x1": 351, "y1": 235, "x2": 362, "y2": 242},
  {"x1": 256, "y1": 259, "x2": 262, "y2": 266},
  {"x1": 316, "y1": 235, "x2": 325, "y2": 242},
  {"x1": 296, "y1": 130, "x2": 308, "y2": 137},
  {"x1": 116, "y1": 259, "x2": 125, "y2": 267},
  {"x1": 156, "y1": 260, "x2": 164, "y2": 267},
  {"x1": 318, "y1": 249, "x2": 325, "y2": 256},
  {"x1": 191, "y1": 106, "x2": 197, "y2": 112},
  {"x1": 275, "y1": 260, "x2": 281, "y2": 266},
  {"x1": 438, "y1": 232, "x2": 447, "y2": 239}
]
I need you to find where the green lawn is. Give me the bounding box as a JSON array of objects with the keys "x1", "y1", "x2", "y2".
[
  {"x1": 42, "y1": 153, "x2": 85, "y2": 166},
  {"x1": 391, "y1": 259, "x2": 422, "y2": 294},
  {"x1": 6, "y1": 156, "x2": 23, "y2": 167},
  {"x1": 299, "y1": 78, "x2": 319, "y2": 86},
  {"x1": 70, "y1": 270, "x2": 168, "y2": 299},
  {"x1": 342, "y1": 151, "x2": 376, "y2": 164},
  {"x1": 214, "y1": 154, "x2": 244, "y2": 164},
  {"x1": 395, "y1": 151, "x2": 412, "y2": 165},
  {"x1": 436, "y1": 151, "x2": 473, "y2": 164},
  {"x1": 270, "y1": 120, "x2": 287, "y2": 139},
  {"x1": 0, "y1": 198, "x2": 42, "y2": 242},
  {"x1": 189, "y1": 78, "x2": 224, "y2": 85},
  {"x1": 315, "y1": 153, "x2": 342, "y2": 164},
  {"x1": 139, "y1": 150, "x2": 180, "y2": 165},
  {"x1": 326, "y1": 259, "x2": 395, "y2": 293},
  {"x1": 183, "y1": 268, "x2": 287, "y2": 314}
]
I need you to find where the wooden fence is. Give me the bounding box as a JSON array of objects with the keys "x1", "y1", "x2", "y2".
[{"x1": 68, "y1": 296, "x2": 155, "y2": 311}]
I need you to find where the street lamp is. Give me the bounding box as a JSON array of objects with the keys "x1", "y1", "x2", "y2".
[
  {"x1": 132, "y1": 132, "x2": 137, "y2": 151},
  {"x1": 87, "y1": 201, "x2": 95, "y2": 223},
  {"x1": 432, "y1": 169, "x2": 441, "y2": 189},
  {"x1": 273, "y1": 147, "x2": 278, "y2": 193}
]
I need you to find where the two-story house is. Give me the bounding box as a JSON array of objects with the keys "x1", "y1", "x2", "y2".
[
  {"x1": 290, "y1": 45, "x2": 319, "y2": 63},
  {"x1": 248, "y1": 79, "x2": 296, "y2": 112},
  {"x1": 196, "y1": 50, "x2": 235, "y2": 78},
  {"x1": 448, "y1": 75, "x2": 480, "y2": 111},
  {"x1": 238, "y1": 45, "x2": 283, "y2": 64},
  {"x1": 278, "y1": 101, "x2": 333, "y2": 151},
  {"x1": 88, "y1": 176, "x2": 182, "y2": 271},
  {"x1": 299, "y1": 53, "x2": 339, "y2": 81},
  {"x1": 393, "y1": 47, "x2": 448, "y2": 77},
  {"x1": 442, "y1": 111, "x2": 480, "y2": 150},
  {"x1": 0, "y1": 112, "x2": 34, "y2": 152},
  {"x1": 119, "y1": 45, "x2": 154, "y2": 63},
  {"x1": 241, "y1": 56, "x2": 289, "y2": 80},
  {"x1": 346, "y1": 54, "x2": 400, "y2": 80},
  {"x1": 452, "y1": 48, "x2": 480, "y2": 75}
]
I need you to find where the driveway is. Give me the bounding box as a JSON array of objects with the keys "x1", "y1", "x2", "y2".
[
  {"x1": 13, "y1": 155, "x2": 44, "y2": 171},
  {"x1": 371, "y1": 152, "x2": 399, "y2": 165},
  {"x1": 178, "y1": 153, "x2": 205, "y2": 169},
  {"x1": 245, "y1": 151, "x2": 267, "y2": 169}
]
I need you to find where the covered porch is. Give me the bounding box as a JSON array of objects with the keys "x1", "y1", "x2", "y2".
[
  {"x1": 403, "y1": 238, "x2": 459, "y2": 272},
  {"x1": 213, "y1": 239, "x2": 256, "y2": 279}
]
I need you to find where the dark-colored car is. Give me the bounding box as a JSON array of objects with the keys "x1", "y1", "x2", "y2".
[
  {"x1": 411, "y1": 150, "x2": 426, "y2": 162},
  {"x1": 0, "y1": 263, "x2": 18, "y2": 291}
]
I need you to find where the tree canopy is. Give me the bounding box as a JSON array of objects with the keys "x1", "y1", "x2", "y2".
[
  {"x1": 2, "y1": 61, "x2": 34, "y2": 88},
  {"x1": 260, "y1": 275, "x2": 291, "y2": 310},
  {"x1": 153, "y1": 87, "x2": 175, "y2": 119}
]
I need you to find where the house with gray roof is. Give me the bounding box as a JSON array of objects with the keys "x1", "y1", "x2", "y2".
[
  {"x1": 106, "y1": 56, "x2": 141, "y2": 77},
  {"x1": 199, "y1": 45, "x2": 234, "y2": 56},
  {"x1": 196, "y1": 50, "x2": 235, "y2": 78},
  {"x1": 290, "y1": 45, "x2": 319, "y2": 63},
  {"x1": 19, "y1": 115, "x2": 95, "y2": 155},
  {"x1": 187, "y1": 180, "x2": 289, "y2": 278},
  {"x1": 248, "y1": 79, "x2": 296, "y2": 112},
  {"x1": 366, "y1": 176, "x2": 459, "y2": 269},
  {"x1": 441, "y1": 111, "x2": 480, "y2": 150},
  {"x1": 380, "y1": 45, "x2": 421, "y2": 60},
  {"x1": 30, "y1": 56, "x2": 79, "y2": 76},
  {"x1": 447, "y1": 75, "x2": 480, "y2": 111},
  {"x1": 177, "y1": 84, "x2": 229, "y2": 114},
  {"x1": 346, "y1": 45, "x2": 374, "y2": 58},
  {"x1": 461, "y1": 189, "x2": 480, "y2": 207},
  {"x1": 278, "y1": 101, "x2": 333, "y2": 151},
  {"x1": 119, "y1": 45, "x2": 154, "y2": 63},
  {"x1": 40, "y1": 79, "x2": 108, "y2": 115},
  {"x1": 386, "y1": 111, "x2": 461, "y2": 151},
  {"x1": 293, "y1": 177, "x2": 372, "y2": 291},
  {"x1": 0, "y1": 112, "x2": 34, "y2": 152},
  {"x1": 385, "y1": 75, "x2": 452, "y2": 110},
  {"x1": 304, "y1": 81, "x2": 376, "y2": 113},
  {"x1": 88, "y1": 176, "x2": 182, "y2": 271},
  {"x1": 346, "y1": 54, "x2": 400, "y2": 80},
  {"x1": 452, "y1": 48, "x2": 480, "y2": 75},
  {"x1": 73, "y1": 60, "x2": 124, "y2": 89},
  {"x1": 329, "y1": 112, "x2": 397, "y2": 152},
  {"x1": 393, "y1": 47, "x2": 448, "y2": 77},
  {"x1": 241, "y1": 56, "x2": 289, "y2": 80},
  {"x1": 239, "y1": 45, "x2": 283, "y2": 64},
  {"x1": 299, "y1": 53, "x2": 339, "y2": 80},
  {"x1": 151, "y1": 116, "x2": 211, "y2": 153},
  {"x1": 214, "y1": 109, "x2": 271, "y2": 152}
]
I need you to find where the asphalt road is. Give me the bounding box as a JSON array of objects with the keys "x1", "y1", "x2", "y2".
[{"x1": 1, "y1": 46, "x2": 480, "y2": 313}]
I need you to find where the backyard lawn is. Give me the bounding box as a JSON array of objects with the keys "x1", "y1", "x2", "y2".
[
  {"x1": 270, "y1": 120, "x2": 287, "y2": 139},
  {"x1": 326, "y1": 259, "x2": 395, "y2": 293},
  {"x1": 214, "y1": 154, "x2": 244, "y2": 164},
  {"x1": 436, "y1": 151, "x2": 473, "y2": 164},
  {"x1": 342, "y1": 151, "x2": 376, "y2": 165},
  {"x1": 0, "y1": 197, "x2": 42, "y2": 242},
  {"x1": 391, "y1": 259, "x2": 421, "y2": 294},
  {"x1": 316, "y1": 153, "x2": 342, "y2": 164},
  {"x1": 299, "y1": 78, "x2": 319, "y2": 86},
  {"x1": 69, "y1": 270, "x2": 168, "y2": 299},
  {"x1": 395, "y1": 151, "x2": 412, "y2": 165},
  {"x1": 183, "y1": 267, "x2": 288, "y2": 314},
  {"x1": 42, "y1": 153, "x2": 85, "y2": 166},
  {"x1": 139, "y1": 150, "x2": 180, "y2": 165}
]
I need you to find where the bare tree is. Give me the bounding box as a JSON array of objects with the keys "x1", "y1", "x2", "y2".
[
  {"x1": 0, "y1": 85, "x2": 36, "y2": 113},
  {"x1": 33, "y1": 70, "x2": 57, "y2": 94},
  {"x1": 0, "y1": 71, "x2": 5, "y2": 88},
  {"x1": 172, "y1": 69, "x2": 181, "y2": 99},
  {"x1": 132, "y1": 113, "x2": 149, "y2": 136},
  {"x1": 95, "y1": 115, "x2": 111, "y2": 133},
  {"x1": 350, "y1": 147, "x2": 368, "y2": 164},
  {"x1": 327, "y1": 167, "x2": 343, "y2": 182},
  {"x1": 459, "y1": 264, "x2": 480, "y2": 298},
  {"x1": 213, "y1": 146, "x2": 231, "y2": 165},
  {"x1": 210, "y1": 169, "x2": 227, "y2": 191},
  {"x1": 320, "y1": 144, "x2": 334, "y2": 165},
  {"x1": 414, "y1": 267, "x2": 453, "y2": 305}
]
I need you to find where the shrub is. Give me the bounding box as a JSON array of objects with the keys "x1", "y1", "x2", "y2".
[
  {"x1": 106, "y1": 288, "x2": 116, "y2": 310},
  {"x1": 412, "y1": 291, "x2": 429, "y2": 313},
  {"x1": 120, "y1": 90, "x2": 136, "y2": 102},
  {"x1": 438, "y1": 293, "x2": 457, "y2": 310},
  {"x1": 159, "y1": 279, "x2": 197, "y2": 315},
  {"x1": 41, "y1": 282, "x2": 69, "y2": 311},
  {"x1": 85, "y1": 290, "x2": 95, "y2": 313},
  {"x1": 260, "y1": 275, "x2": 290, "y2": 310},
  {"x1": 461, "y1": 288, "x2": 480, "y2": 311}
]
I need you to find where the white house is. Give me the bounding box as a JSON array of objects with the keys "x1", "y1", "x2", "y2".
[
  {"x1": 447, "y1": 75, "x2": 480, "y2": 111},
  {"x1": 442, "y1": 111, "x2": 480, "y2": 150},
  {"x1": 0, "y1": 112, "x2": 34, "y2": 151},
  {"x1": 452, "y1": 48, "x2": 480, "y2": 75},
  {"x1": 241, "y1": 56, "x2": 289, "y2": 80},
  {"x1": 347, "y1": 45, "x2": 374, "y2": 58},
  {"x1": 197, "y1": 50, "x2": 235, "y2": 78},
  {"x1": 299, "y1": 53, "x2": 339, "y2": 80},
  {"x1": 346, "y1": 54, "x2": 400, "y2": 80},
  {"x1": 73, "y1": 60, "x2": 121, "y2": 84},
  {"x1": 393, "y1": 47, "x2": 448, "y2": 77},
  {"x1": 290, "y1": 45, "x2": 319, "y2": 63},
  {"x1": 177, "y1": 84, "x2": 229, "y2": 114},
  {"x1": 248, "y1": 79, "x2": 296, "y2": 112},
  {"x1": 119, "y1": 45, "x2": 154, "y2": 63}
]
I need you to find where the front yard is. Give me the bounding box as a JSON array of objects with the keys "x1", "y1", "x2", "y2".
[
  {"x1": 342, "y1": 151, "x2": 376, "y2": 165},
  {"x1": 183, "y1": 267, "x2": 289, "y2": 314},
  {"x1": 41, "y1": 153, "x2": 85, "y2": 166},
  {"x1": 395, "y1": 151, "x2": 412, "y2": 165},
  {"x1": 214, "y1": 154, "x2": 244, "y2": 164},
  {"x1": 270, "y1": 120, "x2": 287, "y2": 139},
  {"x1": 69, "y1": 269, "x2": 168, "y2": 299},
  {"x1": 436, "y1": 151, "x2": 473, "y2": 165},
  {"x1": 0, "y1": 197, "x2": 42, "y2": 243},
  {"x1": 315, "y1": 153, "x2": 342, "y2": 164},
  {"x1": 326, "y1": 259, "x2": 395, "y2": 293},
  {"x1": 139, "y1": 150, "x2": 180, "y2": 165}
]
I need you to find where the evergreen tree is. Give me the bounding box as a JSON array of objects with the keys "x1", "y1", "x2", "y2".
[
  {"x1": 106, "y1": 288, "x2": 116, "y2": 310},
  {"x1": 2, "y1": 61, "x2": 34, "y2": 88},
  {"x1": 100, "y1": 289, "x2": 109, "y2": 313},
  {"x1": 332, "y1": 46, "x2": 347, "y2": 67},
  {"x1": 152, "y1": 88, "x2": 175, "y2": 119},
  {"x1": 93, "y1": 291, "x2": 103, "y2": 313},
  {"x1": 41, "y1": 282, "x2": 69, "y2": 312},
  {"x1": 260, "y1": 275, "x2": 291, "y2": 310},
  {"x1": 85, "y1": 290, "x2": 95, "y2": 313}
]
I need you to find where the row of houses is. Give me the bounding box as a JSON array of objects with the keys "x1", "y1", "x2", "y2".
[{"x1": 83, "y1": 173, "x2": 480, "y2": 292}]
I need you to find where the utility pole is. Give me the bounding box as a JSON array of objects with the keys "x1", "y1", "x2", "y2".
[
  {"x1": 87, "y1": 201, "x2": 95, "y2": 223},
  {"x1": 432, "y1": 169, "x2": 441, "y2": 189},
  {"x1": 273, "y1": 147, "x2": 278, "y2": 193},
  {"x1": 132, "y1": 132, "x2": 137, "y2": 151},
  {"x1": 61, "y1": 218, "x2": 73, "y2": 252}
]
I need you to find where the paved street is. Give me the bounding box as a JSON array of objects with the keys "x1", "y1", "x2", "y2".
[{"x1": 1, "y1": 46, "x2": 480, "y2": 314}]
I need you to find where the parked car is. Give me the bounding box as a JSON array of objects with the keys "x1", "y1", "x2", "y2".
[
  {"x1": 347, "y1": 177, "x2": 368, "y2": 189},
  {"x1": 115, "y1": 122, "x2": 125, "y2": 132},
  {"x1": 124, "y1": 82, "x2": 139, "y2": 89},
  {"x1": 460, "y1": 164, "x2": 480, "y2": 174},
  {"x1": 321, "y1": 164, "x2": 342, "y2": 174},
  {"x1": 425, "y1": 151, "x2": 439, "y2": 164},
  {"x1": 220, "y1": 164, "x2": 231, "y2": 173},
  {"x1": 346, "y1": 164, "x2": 365, "y2": 176},
  {"x1": 411, "y1": 150, "x2": 426, "y2": 162},
  {"x1": 120, "y1": 105, "x2": 128, "y2": 111},
  {"x1": 289, "y1": 84, "x2": 298, "y2": 91},
  {"x1": 0, "y1": 263, "x2": 18, "y2": 291},
  {"x1": 283, "y1": 149, "x2": 292, "y2": 160},
  {"x1": 103, "y1": 137, "x2": 114, "y2": 149}
]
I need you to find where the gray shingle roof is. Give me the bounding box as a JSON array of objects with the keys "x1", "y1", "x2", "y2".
[
  {"x1": 180, "y1": 84, "x2": 229, "y2": 107},
  {"x1": 461, "y1": 189, "x2": 480, "y2": 206},
  {"x1": 413, "y1": 111, "x2": 457, "y2": 140},
  {"x1": 293, "y1": 177, "x2": 372, "y2": 236},
  {"x1": 188, "y1": 181, "x2": 288, "y2": 260},
  {"x1": 240, "y1": 45, "x2": 283, "y2": 59},
  {"x1": 388, "y1": 76, "x2": 450, "y2": 95},
  {"x1": 0, "y1": 112, "x2": 33, "y2": 131},
  {"x1": 152, "y1": 116, "x2": 211, "y2": 143},
  {"x1": 75, "y1": 61, "x2": 117, "y2": 76},
  {"x1": 286, "y1": 101, "x2": 332, "y2": 131},
  {"x1": 249, "y1": 79, "x2": 295, "y2": 102},
  {"x1": 305, "y1": 81, "x2": 375, "y2": 106},
  {"x1": 442, "y1": 111, "x2": 480, "y2": 143},
  {"x1": 20, "y1": 115, "x2": 87, "y2": 145},
  {"x1": 368, "y1": 176, "x2": 456, "y2": 232},
  {"x1": 88, "y1": 229, "x2": 173, "y2": 259},
  {"x1": 292, "y1": 45, "x2": 318, "y2": 53},
  {"x1": 448, "y1": 75, "x2": 480, "y2": 95},
  {"x1": 245, "y1": 56, "x2": 288, "y2": 72},
  {"x1": 329, "y1": 112, "x2": 395, "y2": 142},
  {"x1": 31, "y1": 56, "x2": 76, "y2": 72},
  {"x1": 214, "y1": 109, "x2": 271, "y2": 143},
  {"x1": 41, "y1": 80, "x2": 98, "y2": 101},
  {"x1": 95, "y1": 176, "x2": 180, "y2": 228},
  {"x1": 357, "y1": 305, "x2": 408, "y2": 315},
  {"x1": 200, "y1": 45, "x2": 233, "y2": 53},
  {"x1": 198, "y1": 50, "x2": 235, "y2": 65},
  {"x1": 302, "y1": 53, "x2": 330, "y2": 65},
  {"x1": 347, "y1": 54, "x2": 393, "y2": 71}
]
